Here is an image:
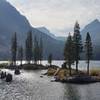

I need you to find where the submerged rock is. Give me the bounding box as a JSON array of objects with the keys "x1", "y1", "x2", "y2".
[
  {"x1": 14, "y1": 69, "x2": 20, "y2": 75},
  {"x1": 0, "y1": 71, "x2": 6, "y2": 79},
  {"x1": 6, "y1": 73, "x2": 12, "y2": 82},
  {"x1": 40, "y1": 75, "x2": 43, "y2": 78}
]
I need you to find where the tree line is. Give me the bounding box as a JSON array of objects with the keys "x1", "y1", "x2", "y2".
[
  {"x1": 11, "y1": 31, "x2": 44, "y2": 66},
  {"x1": 11, "y1": 21, "x2": 93, "y2": 75},
  {"x1": 64, "y1": 21, "x2": 93, "y2": 75}
]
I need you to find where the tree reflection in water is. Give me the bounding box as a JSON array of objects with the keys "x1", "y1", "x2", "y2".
[{"x1": 63, "y1": 84, "x2": 81, "y2": 100}]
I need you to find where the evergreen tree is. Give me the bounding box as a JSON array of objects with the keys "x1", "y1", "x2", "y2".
[
  {"x1": 64, "y1": 33, "x2": 75, "y2": 75},
  {"x1": 11, "y1": 32, "x2": 17, "y2": 66},
  {"x1": 25, "y1": 38, "x2": 28, "y2": 63},
  {"x1": 73, "y1": 21, "x2": 83, "y2": 73},
  {"x1": 18, "y1": 45, "x2": 23, "y2": 66},
  {"x1": 25, "y1": 31, "x2": 33, "y2": 64},
  {"x1": 85, "y1": 32, "x2": 93, "y2": 75},
  {"x1": 39, "y1": 37, "x2": 43, "y2": 64},
  {"x1": 33, "y1": 36, "x2": 39, "y2": 64},
  {"x1": 48, "y1": 54, "x2": 52, "y2": 66}
]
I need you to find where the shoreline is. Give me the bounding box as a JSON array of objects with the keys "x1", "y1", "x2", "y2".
[{"x1": 46, "y1": 67, "x2": 100, "y2": 84}]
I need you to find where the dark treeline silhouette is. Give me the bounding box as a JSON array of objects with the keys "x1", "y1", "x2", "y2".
[
  {"x1": 11, "y1": 32, "x2": 17, "y2": 66},
  {"x1": 11, "y1": 30, "x2": 44, "y2": 67},
  {"x1": 25, "y1": 31, "x2": 33, "y2": 64},
  {"x1": 17, "y1": 45, "x2": 23, "y2": 66},
  {"x1": 33, "y1": 36, "x2": 43, "y2": 64},
  {"x1": 73, "y1": 21, "x2": 83, "y2": 73},
  {"x1": 85, "y1": 32, "x2": 93, "y2": 75},
  {"x1": 64, "y1": 33, "x2": 75, "y2": 75},
  {"x1": 64, "y1": 21, "x2": 93, "y2": 75}
]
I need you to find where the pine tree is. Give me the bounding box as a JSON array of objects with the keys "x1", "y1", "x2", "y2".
[
  {"x1": 18, "y1": 45, "x2": 23, "y2": 66},
  {"x1": 48, "y1": 54, "x2": 52, "y2": 67},
  {"x1": 33, "y1": 36, "x2": 39, "y2": 64},
  {"x1": 25, "y1": 38, "x2": 29, "y2": 63},
  {"x1": 25, "y1": 31, "x2": 33, "y2": 64},
  {"x1": 11, "y1": 32, "x2": 17, "y2": 66},
  {"x1": 73, "y1": 21, "x2": 83, "y2": 73},
  {"x1": 64, "y1": 33, "x2": 75, "y2": 75},
  {"x1": 39, "y1": 37, "x2": 43, "y2": 64},
  {"x1": 85, "y1": 32, "x2": 93, "y2": 75}
]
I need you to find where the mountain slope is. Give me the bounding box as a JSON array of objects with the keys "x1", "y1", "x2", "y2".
[
  {"x1": 32, "y1": 27, "x2": 64, "y2": 59},
  {"x1": 81, "y1": 19, "x2": 100, "y2": 60},
  {"x1": 36, "y1": 27, "x2": 56, "y2": 38},
  {"x1": 36, "y1": 27, "x2": 66, "y2": 41},
  {"x1": 81, "y1": 19, "x2": 100, "y2": 44},
  {"x1": 0, "y1": 0, "x2": 64, "y2": 60}
]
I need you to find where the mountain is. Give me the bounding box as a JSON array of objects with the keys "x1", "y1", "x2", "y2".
[
  {"x1": 81, "y1": 19, "x2": 100, "y2": 44},
  {"x1": 32, "y1": 27, "x2": 64, "y2": 59},
  {"x1": 81, "y1": 19, "x2": 100, "y2": 60},
  {"x1": 0, "y1": 0, "x2": 64, "y2": 60},
  {"x1": 36, "y1": 27, "x2": 56, "y2": 39},
  {"x1": 37, "y1": 27, "x2": 67, "y2": 41},
  {"x1": 0, "y1": 0, "x2": 31, "y2": 59}
]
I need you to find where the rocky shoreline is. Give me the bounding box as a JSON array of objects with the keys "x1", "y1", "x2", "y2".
[{"x1": 46, "y1": 67, "x2": 100, "y2": 84}]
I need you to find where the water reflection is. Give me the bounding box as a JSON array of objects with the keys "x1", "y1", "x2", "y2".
[
  {"x1": 63, "y1": 84, "x2": 80, "y2": 100},
  {"x1": 0, "y1": 70, "x2": 100, "y2": 100}
]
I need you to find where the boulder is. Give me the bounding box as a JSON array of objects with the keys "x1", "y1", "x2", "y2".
[
  {"x1": 0, "y1": 71, "x2": 6, "y2": 79},
  {"x1": 6, "y1": 73, "x2": 12, "y2": 82},
  {"x1": 14, "y1": 69, "x2": 20, "y2": 75}
]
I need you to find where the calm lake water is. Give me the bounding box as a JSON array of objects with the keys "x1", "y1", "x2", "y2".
[
  {"x1": 0, "y1": 61, "x2": 100, "y2": 100},
  {"x1": 0, "y1": 69, "x2": 100, "y2": 100}
]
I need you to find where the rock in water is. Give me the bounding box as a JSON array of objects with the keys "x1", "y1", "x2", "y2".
[
  {"x1": 14, "y1": 69, "x2": 20, "y2": 75},
  {"x1": 6, "y1": 74, "x2": 12, "y2": 82},
  {"x1": 1, "y1": 71, "x2": 6, "y2": 79}
]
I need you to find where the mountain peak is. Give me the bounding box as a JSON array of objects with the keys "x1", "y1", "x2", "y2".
[
  {"x1": 90, "y1": 19, "x2": 100, "y2": 25},
  {"x1": 93, "y1": 19, "x2": 99, "y2": 22},
  {"x1": 37, "y1": 27, "x2": 50, "y2": 33},
  {"x1": 83, "y1": 19, "x2": 100, "y2": 31},
  {"x1": 37, "y1": 27, "x2": 55, "y2": 37}
]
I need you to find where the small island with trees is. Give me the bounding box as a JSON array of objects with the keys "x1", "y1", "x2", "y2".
[{"x1": 46, "y1": 21, "x2": 100, "y2": 84}]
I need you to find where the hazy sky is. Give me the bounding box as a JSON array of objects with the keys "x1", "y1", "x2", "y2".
[{"x1": 7, "y1": 0, "x2": 100, "y2": 36}]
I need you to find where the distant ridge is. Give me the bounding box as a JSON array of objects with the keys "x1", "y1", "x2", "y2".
[{"x1": 81, "y1": 19, "x2": 100, "y2": 59}]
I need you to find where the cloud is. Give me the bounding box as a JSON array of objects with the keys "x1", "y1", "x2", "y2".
[{"x1": 7, "y1": 0, "x2": 100, "y2": 36}]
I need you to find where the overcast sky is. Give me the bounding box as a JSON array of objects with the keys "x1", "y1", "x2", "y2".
[{"x1": 7, "y1": 0, "x2": 100, "y2": 36}]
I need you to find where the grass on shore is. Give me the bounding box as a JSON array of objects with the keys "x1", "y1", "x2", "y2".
[
  {"x1": 90, "y1": 68, "x2": 100, "y2": 76},
  {"x1": 47, "y1": 67, "x2": 100, "y2": 80},
  {"x1": 47, "y1": 67, "x2": 85, "y2": 80}
]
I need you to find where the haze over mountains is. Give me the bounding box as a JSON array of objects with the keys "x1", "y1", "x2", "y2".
[
  {"x1": 36, "y1": 27, "x2": 66, "y2": 41},
  {"x1": 0, "y1": 0, "x2": 100, "y2": 60},
  {"x1": 0, "y1": 0, "x2": 64, "y2": 60}
]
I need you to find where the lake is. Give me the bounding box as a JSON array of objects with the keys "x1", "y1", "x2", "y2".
[
  {"x1": 0, "y1": 69, "x2": 100, "y2": 100},
  {"x1": 0, "y1": 61, "x2": 100, "y2": 100}
]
